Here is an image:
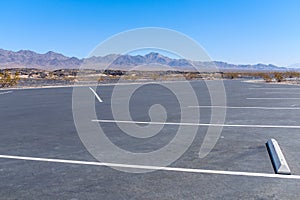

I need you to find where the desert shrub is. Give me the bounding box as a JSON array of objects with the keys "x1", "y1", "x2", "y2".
[
  {"x1": 151, "y1": 74, "x2": 159, "y2": 81},
  {"x1": 63, "y1": 76, "x2": 76, "y2": 82},
  {"x1": 0, "y1": 70, "x2": 20, "y2": 88},
  {"x1": 223, "y1": 72, "x2": 239, "y2": 79},
  {"x1": 273, "y1": 72, "x2": 285, "y2": 82},
  {"x1": 261, "y1": 73, "x2": 272, "y2": 82},
  {"x1": 98, "y1": 76, "x2": 105, "y2": 83},
  {"x1": 123, "y1": 74, "x2": 137, "y2": 81},
  {"x1": 184, "y1": 73, "x2": 198, "y2": 80},
  {"x1": 284, "y1": 71, "x2": 300, "y2": 78}
]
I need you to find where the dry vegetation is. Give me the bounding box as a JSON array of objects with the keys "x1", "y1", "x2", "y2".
[
  {"x1": 0, "y1": 70, "x2": 20, "y2": 88},
  {"x1": 1, "y1": 68, "x2": 300, "y2": 88},
  {"x1": 222, "y1": 71, "x2": 300, "y2": 83}
]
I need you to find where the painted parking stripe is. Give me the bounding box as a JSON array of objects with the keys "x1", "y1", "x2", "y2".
[
  {"x1": 92, "y1": 119, "x2": 300, "y2": 129},
  {"x1": 265, "y1": 92, "x2": 300, "y2": 94},
  {"x1": 188, "y1": 106, "x2": 300, "y2": 110},
  {"x1": 97, "y1": 80, "x2": 196, "y2": 87},
  {"x1": 0, "y1": 155, "x2": 300, "y2": 179},
  {"x1": 0, "y1": 91, "x2": 12, "y2": 95},
  {"x1": 0, "y1": 155, "x2": 299, "y2": 179},
  {"x1": 247, "y1": 98, "x2": 300, "y2": 100},
  {"x1": 89, "y1": 87, "x2": 103, "y2": 102},
  {"x1": 249, "y1": 88, "x2": 300, "y2": 90}
]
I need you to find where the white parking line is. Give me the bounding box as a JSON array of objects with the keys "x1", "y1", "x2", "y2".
[
  {"x1": 0, "y1": 155, "x2": 299, "y2": 179},
  {"x1": 265, "y1": 92, "x2": 300, "y2": 94},
  {"x1": 247, "y1": 98, "x2": 300, "y2": 100},
  {"x1": 188, "y1": 106, "x2": 300, "y2": 110},
  {"x1": 0, "y1": 91, "x2": 12, "y2": 95},
  {"x1": 97, "y1": 80, "x2": 194, "y2": 87},
  {"x1": 249, "y1": 88, "x2": 300, "y2": 90},
  {"x1": 92, "y1": 119, "x2": 300, "y2": 129},
  {"x1": 89, "y1": 87, "x2": 103, "y2": 102}
]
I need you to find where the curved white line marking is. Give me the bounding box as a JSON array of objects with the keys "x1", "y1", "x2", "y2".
[
  {"x1": 89, "y1": 87, "x2": 103, "y2": 102},
  {"x1": 0, "y1": 155, "x2": 299, "y2": 179},
  {"x1": 92, "y1": 119, "x2": 300, "y2": 129}
]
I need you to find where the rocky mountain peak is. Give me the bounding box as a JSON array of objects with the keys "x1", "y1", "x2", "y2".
[{"x1": 0, "y1": 48, "x2": 288, "y2": 71}]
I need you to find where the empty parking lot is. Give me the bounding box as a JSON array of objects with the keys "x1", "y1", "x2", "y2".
[{"x1": 1, "y1": 80, "x2": 300, "y2": 199}]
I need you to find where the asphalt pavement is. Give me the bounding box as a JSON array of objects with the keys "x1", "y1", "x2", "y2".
[{"x1": 1, "y1": 80, "x2": 300, "y2": 199}]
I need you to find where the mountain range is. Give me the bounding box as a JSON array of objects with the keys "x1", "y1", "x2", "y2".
[{"x1": 0, "y1": 48, "x2": 289, "y2": 71}]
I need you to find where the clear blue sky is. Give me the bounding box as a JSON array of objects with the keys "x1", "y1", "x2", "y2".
[{"x1": 0, "y1": 0, "x2": 299, "y2": 66}]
